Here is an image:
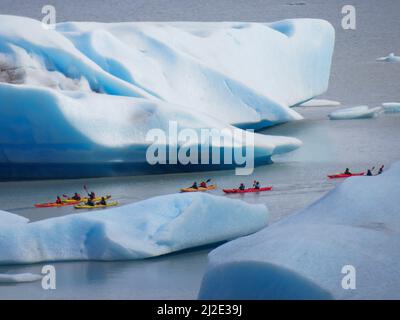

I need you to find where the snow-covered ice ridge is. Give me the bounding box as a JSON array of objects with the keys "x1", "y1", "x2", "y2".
[
  {"x1": 199, "y1": 162, "x2": 400, "y2": 300},
  {"x1": 0, "y1": 15, "x2": 334, "y2": 178},
  {"x1": 0, "y1": 193, "x2": 268, "y2": 265}
]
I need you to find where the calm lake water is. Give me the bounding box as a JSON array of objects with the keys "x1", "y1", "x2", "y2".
[{"x1": 0, "y1": 0, "x2": 399, "y2": 299}]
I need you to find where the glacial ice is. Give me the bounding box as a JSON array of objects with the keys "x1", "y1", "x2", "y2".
[
  {"x1": 382, "y1": 102, "x2": 400, "y2": 113},
  {"x1": 0, "y1": 15, "x2": 334, "y2": 178},
  {"x1": 0, "y1": 193, "x2": 268, "y2": 265},
  {"x1": 328, "y1": 106, "x2": 381, "y2": 120},
  {"x1": 199, "y1": 162, "x2": 400, "y2": 300}
]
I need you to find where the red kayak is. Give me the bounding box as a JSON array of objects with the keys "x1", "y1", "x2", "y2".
[
  {"x1": 223, "y1": 187, "x2": 272, "y2": 194},
  {"x1": 328, "y1": 172, "x2": 365, "y2": 179},
  {"x1": 34, "y1": 201, "x2": 80, "y2": 208}
]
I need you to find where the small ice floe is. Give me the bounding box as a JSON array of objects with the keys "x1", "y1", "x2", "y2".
[
  {"x1": 382, "y1": 102, "x2": 400, "y2": 113},
  {"x1": 0, "y1": 273, "x2": 42, "y2": 283},
  {"x1": 299, "y1": 99, "x2": 341, "y2": 107},
  {"x1": 287, "y1": 2, "x2": 306, "y2": 5},
  {"x1": 328, "y1": 106, "x2": 382, "y2": 120},
  {"x1": 376, "y1": 53, "x2": 400, "y2": 63}
]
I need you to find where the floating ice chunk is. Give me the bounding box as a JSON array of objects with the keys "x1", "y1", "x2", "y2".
[
  {"x1": 382, "y1": 102, "x2": 400, "y2": 113},
  {"x1": 376, "y1": 53, "x2": 400, "y2": 63},
  {"x1": 0, "y1": 273, "x2": 42, "y2": 283},
  {"x1": 0, "y1": 193, "x2": 268, "y2": 265},
  {"x1": 328, "y1": 106, "x2": 381, "y2": 120},
  {"x1": 199, "y1": 162, "x2": 400, "y2": 300},
  {"x1": 299, "y1": 99, "x2": 340, "y2": 107}
]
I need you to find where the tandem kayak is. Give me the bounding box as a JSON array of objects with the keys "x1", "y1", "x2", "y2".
[
  {"x1": 62, "y1": 195, "x2": 111, "y2": 203},
  {"x1": 180, "y1": 185, "x2": 217, "y2": 192},
  {"x1": 74, "y1": 201, "x2": 119, "y2": 210},
  {"x1": 328, "y1": 172, "x2": 365, "y2": 179},
  {"x1": 35, "y1": 201, "x2": 80, "y2": 208},
  {"x1": 223, "y1": 187, "x2": 272, "y2": 194}
]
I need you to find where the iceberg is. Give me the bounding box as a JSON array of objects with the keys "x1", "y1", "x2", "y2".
[
  {"x1": 0, "y1": 15, "x2": 334, "y2": 179},
  {"x1": 328, "y1": 106, "x2": 381, "y2": 120},
  {"x1": 376, "y1": 53, "x2": 400, "y2": 63},
  {"x1": 199, "y1": 162, "x2": 400, "y2": 300},
  {"x1": 0, "y1": 193, "x2": 268, "y2": 265},
  {"x1": 382, "y1": 102, "x2": 400, "y2": 113}
]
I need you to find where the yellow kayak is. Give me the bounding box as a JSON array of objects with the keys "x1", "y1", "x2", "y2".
[
  {"x1": 74, "y1": 201, "x2": 119, "y2": 210},
  {"x1": 63, "y1": 195, "x2": 111, "y2": 203},
  {"x1": 180, "y1": 185, "x2": 217, "y2": 193}
]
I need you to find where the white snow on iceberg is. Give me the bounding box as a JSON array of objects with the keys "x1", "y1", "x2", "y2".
[
  {"x1": 328, "y1": 106, "x2": 381, "y2": 120},
  {"x1": 0, "y1": 193, "x2": 268, "y2": 265},
  {"x1": 376, "y1": 53, "x2": 400, "y2": 63},
  {"x1": 55, "y1": 18, "x2": 334, "y2": 127},
  {"x1": 199, "y1": 162, "x2": 400, "y2": 300},
  {"x1": 382, "y1": 102, "x2": 400, "y2": 113}
]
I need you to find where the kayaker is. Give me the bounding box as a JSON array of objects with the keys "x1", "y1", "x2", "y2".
[
  {"x1": 89, "y1": 192, "x2": 96, "y2": 200},
  {"x1": 190, "y1": 182, "x2": 198, "y2": 189},
  {"x1": 99, "y1": 197, "x2": 107, "y2": 206},
  {"x1": 72, "y1": 193, "x2": 81, "y2": 201},
  {"x1": 86, "y1": 198, "x2": 95, "y2": 206},
  {"x1": 56, "y1": 196, "x2": 62, "y2": 204},
  {"x1": 239, "y1": 183, "x2": 245, "y2": 191},
  {"x1": 344, "y1": 168, "x2": 351, "y2": 175},
  {"x1": 366, "y1": 169, "x2": 373, "y2": 176},
  {"x1": 378, "y1": 165, "x2": 385, "y2": 175},
  {"x1": 200, "y1": 181, "x2": 207, "y2": 188},
  {"x1": 253, "y1": 181, "x2": 260, "y2": 189}
]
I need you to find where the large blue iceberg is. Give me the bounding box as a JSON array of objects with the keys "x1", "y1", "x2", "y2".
[
  {"x1": 199, "y1": 162, "x2": 400, "y2": 300},
  {"x1": 0, "y1": 15, "x2": 334, "y2": 179}
]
